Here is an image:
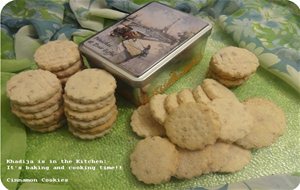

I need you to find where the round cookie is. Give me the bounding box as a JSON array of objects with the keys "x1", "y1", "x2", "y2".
[
  {"x1": 53, "y1": 60, "x2": 83, "y2": 78},
  {"x1": 201, "y1": 79, "x2": 237, "y2": 100},
  {"x1": 175, "y1": 148, "x2": 211, "y2": 179},
  {"x1": 208, "y1": 70, "x2": 250, "y2": 88},
  {"x1": 210, "y1": 98, "x2": 252, "y2": 142},
  {"x1": 68, "y1": 108, "x2": 117, "y2": 129},
  {"x1": 164, "y1": 103, "x2": 220, "y2": 150},
  {"x1": 65, "y1": 69, "x2": 116, "y2": 104},
  {"x1": 64, "y1": 94, "x2": 115, "y2": 112},
  {"x1": 235, "y1": 98, "x2": 286, "y2": 149},
  {"x1": 131, "y1": 103, "x2": 165, "y2": 138},
  {"x1": 164, "y1": 93, "x2": 179, "y2": 114},
  {"x1": 130, "y1": 136, "x2": 179, "y2": 184},
  {"x1": 149, "y1": 94, "x2": 168, "y2": 125},
  {"x1": 34, "y1": 40, "x2": 80, "y2": 72},
  {"x1": 6, "y1": 69, "x2": 61, "y2": 106},
  {"x1": 209, "y1": 46, "x2": 259, "y2": 79},
  {"x1": 11, "y1": 90, "x2": 62, "y2": 113},
  {"x1": 177, "y1": 89, "x2": 196, "y2": 105},
  {"x1": 28, "y1": 120, "x2": 65, "y2": 133},
  {"x1": 206, "y1": 142, "x2": 251, "y2": 173},
  {"x1": 69, "y1": 127, "x2": 112, "y2": 140},
  {"x1": 64, "y1": 102, "x2": 116, "y2": 122},
  {"x1": 192, "y1": 85, "x2": 210, "y2": 104}
]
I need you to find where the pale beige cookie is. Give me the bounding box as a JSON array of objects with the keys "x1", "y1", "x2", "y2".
[
  {"x1": 26, "y1": 118, "x2": 66, "y2": 129},
  {"x1": 164, "y1": 103, "x2": 220, "y2": 150},
  {"x1": 11, "y1": 102, "x2": 61, "y2": 120},
  {"x1": 177, "y1": 89, "x2": 196, "y2": 104},
  {"x1": 11, "y1": 90, "x2": 62, "y2": 113},
  {"x1": 175, "y1": 147, "x2": 211, "y2": 179},
  {"x1": 64, "y1": 94, "x2": 115, "y2": 112},
  {"x1": 6, "y1": 69, "x2": 61, "y2": 106},
  {"x1": 68, "y1": 108, "x2": 117, "y2": 129},
  {"x1": 210, "y1": 98, "x2": 252, "y2": 142},
  {"x1": 131, "y1": 103, "x2": 165, "y2": 138},
  {"x1": 149, "y1": 94, "x2": 168, "y2": 125},
  {"x1": 192, "y1": 85, "x2": 210, "y2": 104},
  {"x1": 69, "y1": 127, "x2": 112, "y2": 140},
  {"x1": 235, "y1": 98, "x2": 286, "y2": 149},
  {"x1": 21, "y1": 106, "x2": 65, "y2": 126},
  {"x1": 65, "y1": 69, "x2": 116, "y2": 104},
  {"x1": 130, "y1": 136, "x2": 179, "y2": 184},
  {"x1": 34, "y1": 40, "x2": 80, "y2": 72},
  {"x1": 28, "y1": 120, "x2": 65, "y2": 133},
  {"x1": 201, "y1": 79, "x2": 237, "y2": 100},
  {"x1": 53, "y1": 60, "x2": 83, "y2": 78},
  {"x1": 208, "y1": 70, "x2": 250, "y2": 88},
  {"x1": 164, "y1": 93, "x2": 179, "y2": 114},
  {"x1": 69, "y1": 112, "x2": 117, "y2": 134},
  {"x1": 64, "y1": 102, "x2": 116, "y2": 122},
  {"x1": 206, "y1": 142, "x2": 251, "y2": 173}
]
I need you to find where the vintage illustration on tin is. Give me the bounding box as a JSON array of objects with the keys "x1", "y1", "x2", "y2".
[{"x1": 85, "y1": 3, "x2": 207, "y2": 76}]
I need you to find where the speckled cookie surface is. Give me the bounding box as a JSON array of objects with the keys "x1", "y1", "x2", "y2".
[
  {"x1": 164, "y1": 93, "x2": 179, "y2": 114},
  {"x1": 209, "y1": 46, "x2": 259, "y2": 79},
  {"x1": 175, "y1": 148, "x2": 211, "y2": 179},
  {"x1": 192, "y1": 85, "x2": 211, "y2": 104},
  {"x1": 235, "y1": 98, "x2": 286, "y2": 149},
  {"x1": 64, "y1": 94, "x2": 115, "y2": 112},
  {"x1": 34, "y1": 40, "x2": 80, "y2": 71},
  {"x1": 65, "y1": 69, "x2": 116, "y2": 104},
  {"x1": 131, "y1": 104, "x2": 165, "y2": 138},
  {"x1": 6, "y1": 69, "x2": 61, "y2": 106},
  {"x1": 210, "y1": 98, "x2": 252, "y2": 142},
  {"x1": 207, "y1": 142, "x2": 251, "y2": 173},
  {"x1": 202, "y1": 79, "x2": 237, "y2": 100},
  {"x1": 177, "y1": 89, "x2": 196, "y2": 104},
  {"x1": 164, "y1": 103, "x2": 220, "y2": 150},
  {"x1": 53, "y1": 60, "x2": 83, "y2": 78},
  {"x1": 149, "y1": 94, "x2": 168, "y2": 125},
  {"x1": 130, "y1": 136, "x2": 179, "y2": 184}
]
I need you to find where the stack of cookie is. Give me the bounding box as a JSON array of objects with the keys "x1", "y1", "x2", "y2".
[
  {"x1": 208, "y1": 46, "x2": 259, "y2": 87},
  {"x1": 34, "y1": 40, "x2": 84, "y2": 85},
  {"x1": 6, "y1": 69, "x2": 65, "y2": 132},
  {"x1": 64, "y1": 69, "x2": 118, "y2": 140}
]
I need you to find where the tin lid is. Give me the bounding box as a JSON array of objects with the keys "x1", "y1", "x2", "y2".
[{"x1": 81, "y1": 2, "x2": 209, "y2": 78}]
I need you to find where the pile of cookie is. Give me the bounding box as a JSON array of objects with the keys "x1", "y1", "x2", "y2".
[
  {"x1": 6, "y1": 70, "x2": 65, "y2": 132},
  {"x1": 207, "y1": 46, "x2": 259, "y2": 87},
  {"x1": 130, "y1": 78, "x2": 286, "y2": 184},
  {"x1": 34, "y1": 40, "x2": 84, "y2": 85},
  {"x1": 64, "y1": 69, "x2": 118, "y2": 140}
]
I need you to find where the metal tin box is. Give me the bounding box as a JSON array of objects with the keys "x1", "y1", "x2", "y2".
[{"x1": 79, "y1": 2, "x2": 212, "y2": 105}]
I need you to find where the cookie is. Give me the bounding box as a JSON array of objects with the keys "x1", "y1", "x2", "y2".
[
  {"x1": 6, "y1": 69, "x2": 61, "y2": 106},
  {"x1": 69, "y1": 112, "x2": 117, "y2": 134},
  {"x1": 208, "y1": 70, "x2": 250, "y2": 88},
  {"x1": 69, "y1": 127, "x2": 112, "y2": 140},
  {"x1": 175, "y1": 147, "x2": 211, "y2": 179},
  {"x1": 28, "y1": 120, "x2": 65, "y2": 133},
  {"x1": 65, "y1": 69, "x2": 116, "y2": 104},
  {"x1": 68, "y1": 108, "x2": 117, "y2": 129},
  {"x1": 53, "y1": 60, "x2": 83, "y2": 78},
  {"x1": 210, "y1": 98, "x2": 252, "y2": 142},
  {"x1": 11, "y1": 90, "x2": 62, "y2": 114},
  {"x1": 11, "y1": 102, "x2": 61, "y2": 120},
  {"x1": 64, "y1": 94, "x2": 115, "y2": 112},
  {"x1": 21, "y1": 106, "x2": 65, "y2": 126},
  {"x1": 130, "y1": 136, "x2": 179, "y2": 184},
  {"x1": 206, "y1": 142, "x2": 251, "y2": 173},
  {"x1": 192, "y1": 85, "x2": 210, "y2": 104},
  {"x1": 209, "y1": 46, "x2": 259, "y2": 79},
  {"x1": 201, "y1": 79, "x2": 237, "y2": 100},
  {"x1": 64, "y1": 102, "x2": 116, "y2": 122},
  {"x1": 177, "y1": 89, "x2": 196, "y2": 105},
  {"x1": 131, "y1": 103, "x2": 165, "y2": 138},
  {"x1": 34, "y1": 40, "x2": 80, "y2": 72},
  {"x1": 164, "y1": 93, "x2": 179, "y2": 114},
  {"x1": 164, "y1": 103, "x2": 220, "y2": 150},
  {"x1": 149, "y1": 94, "x2": 168, "y2": 125},
  {"x1": 235, "y1": 98, "x2": 286, "y2": 149}
]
